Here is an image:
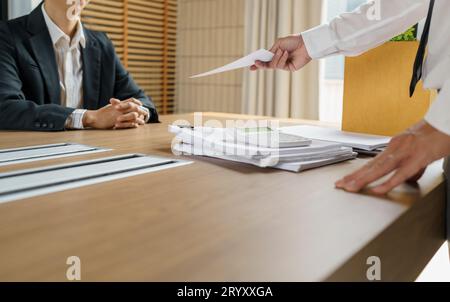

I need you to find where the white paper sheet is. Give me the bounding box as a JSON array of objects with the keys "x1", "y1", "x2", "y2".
[
  {"x1": 280, "y1": 125, "x2": 391, "y2": 151},
  {"x1": 174, "y1": 143, "x2": 356, "y2": 172},
  {"x1": 190, "y1": 49, "x2": 274, "y2": 78}
]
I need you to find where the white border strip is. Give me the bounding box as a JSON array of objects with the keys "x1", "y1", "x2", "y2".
[
  {"x1": 0, "y1": 154, "x2": 193, "y2": 205},
  {"x1": 0, "y1": 143, "x2": 111, "y2": 167}
]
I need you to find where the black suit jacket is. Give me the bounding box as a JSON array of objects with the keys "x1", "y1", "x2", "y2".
[{"x1": 0, "y1": 4, "x2": 159, "y2": 131}]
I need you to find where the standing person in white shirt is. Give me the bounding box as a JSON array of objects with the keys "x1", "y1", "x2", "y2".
[{"x1": 252, "y1": 0, "x2": 450, "y2": 196}]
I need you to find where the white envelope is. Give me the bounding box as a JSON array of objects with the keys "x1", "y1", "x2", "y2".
[{"x1": 190, "y1": 49, "x2": 274, "y2": 78}]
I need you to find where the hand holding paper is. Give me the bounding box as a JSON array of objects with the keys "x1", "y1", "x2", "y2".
[
  {"x1": 190, "y1": 49, "x2": 274, "y2": 78},
  {"x1": 251, "y1": 35, "x2": 312, "y2": 72}
]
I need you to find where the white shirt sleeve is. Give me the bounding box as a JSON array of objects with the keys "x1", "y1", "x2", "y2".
[
  {"x1": 425, "y1": 80, "x2": 450, "y2": 136},
  {"x1": 301, "y1": 0, "x2": 430, "y2": 59},
  {"x1": 140, "y1": 106, "x2": 151, "y2": 123},
  {"x1": 65, "y1": 109, "x2": 87, "y2": 130}
]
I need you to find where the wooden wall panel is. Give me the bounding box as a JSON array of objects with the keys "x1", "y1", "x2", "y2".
[
  {"x1": 176, "y1": 0, "x2": 245, "y2": 114},
  {"x1": 82, "y1": 0, "x2": 178, "y2": 114}
]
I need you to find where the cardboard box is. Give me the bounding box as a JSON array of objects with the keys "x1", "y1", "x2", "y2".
[{"x1": 343, "y1": 41, "x2": 432, "y2": 136}]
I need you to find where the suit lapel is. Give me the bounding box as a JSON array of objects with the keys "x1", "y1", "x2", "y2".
[
  {"x1": 27, "y1": 5, "x2": 60, "y2": 105},
  {"x1": 27, "y1": 4, "x2": 102, "y2": 109},
  {"x1": 81, "y1": 32, "x2": 102, "y2": 110}
]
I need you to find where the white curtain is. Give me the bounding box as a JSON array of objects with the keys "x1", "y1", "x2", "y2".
[{"x1": 242, "y1": 0, "x2": 322, "y2": 119}]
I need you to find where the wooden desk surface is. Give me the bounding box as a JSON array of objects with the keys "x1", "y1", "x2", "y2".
[{"x1": 0, "y1": 113, "x2": 446, "y2": 281}]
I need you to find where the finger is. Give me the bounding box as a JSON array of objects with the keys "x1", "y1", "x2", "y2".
[
  {"x1": 251, "y1": 64, "x2": 265, "y2": 71},
  {"x1": 125, "y1": 98, "x2": 143, "y2": 106},
  {"x1": 336, "y1": 153, "x2": 400, "y2": 192},
  {"x1": 336, "y1": 154, "x2": 382, "y2": 186},
  {"x1": 110, "y1": 98, "x2": 121, "y2": 106},
  {"x1": 114, "y1": 122, "x2": 139, "y2": 129},
  {"x1": 277, "y1": 51, "x2": 289, "y2": 70},
  {"x1": 116, "y1": 112, "x2": 139, "y2": 123},
  {"x1": 337, "y1": 155, "x2": 397, "y2": 192},
  {"x1": 114, "y1": 101, "x2": 130, "y2": 111},
  {"x1": 136, "y1": 115, "x2": 146, "y2": 125},
  {"x1": 288, "y1": 62, "x2": 297, "y2": 72},
  {"x1": 132, "y1": 98, "x2": 143, "y2": 106},
  {"x1": 407, "y1": 167, "x2": 427, "y2": 183},
  {"x1": 269, "y1": 49, "x2": 283, "y2": 69},
  {"x1": 115, "y1": 102, "x2": 147, "y2": 116},
  {"x1": 269, "y1": 40, "x2": 281, "y2": 53},
  {"x1": 290, "y1": 58, "x2": 301, "y2": 71},
  {"x1": 136, "y1": 106, "x2": 148, "y2": 116},
  {"x1": 117, "y1": 113, "x2": 146, "y2": 126},
  {"x1": 136, "y1": 118, "x2": 146, "y2": 126},
  {"x1": 336, "y1": 150, "x2": 397, "y2": 187},
  {"x1": 371, "y1": 160, "x2": 423, "y2": 195},
  {"x1": 255, "y1": 60, "x2": 269, "y2": 69}
]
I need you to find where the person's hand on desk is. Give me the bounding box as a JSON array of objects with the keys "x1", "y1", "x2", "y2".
[
  {"x1": 336, "y1": 121, "x2": 450, "y2": 195},
  {"x1": 250, "y1": 35, "x2": 312, "y2": 72},
  {"x1": 82, "y1": 98, "x2": 148, "y2": 130},
  {"x1": 110, "y1": 98, "x2": 148, "y2": 129}
]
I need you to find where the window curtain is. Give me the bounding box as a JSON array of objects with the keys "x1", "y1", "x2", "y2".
[{"x1": 242, "y1": 0, "x2": 322, "y2": 119}]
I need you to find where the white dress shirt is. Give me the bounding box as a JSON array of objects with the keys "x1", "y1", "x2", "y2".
[
  {"x1": 301, "y1": 0, "x2": 450, "y2": 137},
  {"x1": 42, "y1": 4, "x2": 86, "y2": 129}
]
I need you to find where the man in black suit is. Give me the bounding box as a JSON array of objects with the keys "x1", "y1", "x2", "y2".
[{"x1": 0, "y1": 0, "x2": 158, "y2": 131}]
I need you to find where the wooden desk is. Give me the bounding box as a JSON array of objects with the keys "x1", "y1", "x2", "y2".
[{"x1": 0, "y1": 113, "x2": 446, "y2": 281}]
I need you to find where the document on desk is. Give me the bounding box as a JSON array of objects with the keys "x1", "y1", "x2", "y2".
[
  {"x1": 170, "y1": 124, "x2": 357, "y2": 171},
  {"x1": 279, "y1": 125, "x2": 391, "y2": 151},
  {"x1": 0, "y1": 143, "x2": 110, "y2": 167},
  {"x1": 190, "y1": 49, "x2": 274, "y2": 78},
  {"x1": 174, "y1": 142, "x2": 356, "y2": 172}
]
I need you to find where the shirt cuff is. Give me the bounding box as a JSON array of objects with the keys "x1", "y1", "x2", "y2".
[
  {"x1": 65, "y1": 109, "x2": 87, "y2": 130},
  {"x1": 141, "y1": 106, "x2": 151, "y2": 123},
  {"x1": 301, "y1": 24, "x2": 339, "y2": 60},
  {"x1": 425, "y1": 82, "x2": 450, "y2": 136}
]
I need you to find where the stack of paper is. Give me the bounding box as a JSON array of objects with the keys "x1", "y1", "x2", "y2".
[
  {"x1": 279, "y1": 125, "x2": 391, "y2": 151},
  {"x1": 169, "y1": 125, "x2": 357, "y2": 173}
]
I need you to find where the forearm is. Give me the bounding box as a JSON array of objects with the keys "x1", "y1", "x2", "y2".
[{"x1": 301, "y1": 0, "x2": 429, "y2": 59}]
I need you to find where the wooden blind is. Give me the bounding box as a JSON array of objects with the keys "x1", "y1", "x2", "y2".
[{"x1": 81, "y1": 0, "x2": 178, "y2": 114}]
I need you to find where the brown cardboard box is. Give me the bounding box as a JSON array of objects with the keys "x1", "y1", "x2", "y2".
[{"x1": 343, "y1": 41, "x2": 432, "y2": 136}]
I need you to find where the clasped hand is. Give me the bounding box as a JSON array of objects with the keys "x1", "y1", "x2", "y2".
[{"x1": 83, "y1": 98, "x2": 148, "y2": 130}]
